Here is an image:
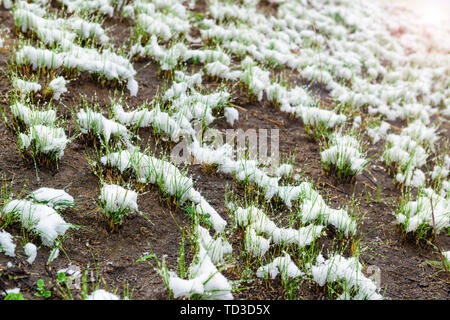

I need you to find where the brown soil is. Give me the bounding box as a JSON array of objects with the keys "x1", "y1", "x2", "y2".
[{"x1": 0, "y1": 5, "x2": 449, "y2": 301}]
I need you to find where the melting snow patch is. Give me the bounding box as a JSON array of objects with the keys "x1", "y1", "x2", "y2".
[
  {"x1": 77, "y1": 108, "x2": 131, "y2": 144},
  {"x1": 196, "y1": 225, "x2": 232, "y2": 264},
  {"x1": 48, "y1": 77, "x2": 68, "y2": 100},
  {"x1": 396, "y1": 188, "x2": 449, "y2": 233},
  {"x1": 12, "y1": 78, "x2": 41, "y2": 95},
  {"x1": 0, "y1": 230, "x2": 16, "y2": 257},
  {"x1": 244, "y1": 228, "x2": 270, "y2": 258},
  {"x1": 224, "y1": 107, "x2": 239, "y2": 126},
  {"x1": 100, "y1": 184, "x2": 139, "y2": 215},
  {"x1": 256, "y1": 253, "x2": 303, "y2": 281},
  {"x1": 3, "y1": 199, "x2": 71, "y2": 247},
  {"x1": 161, "y1": 244, "x2": 234, "y2": 300},
  {"x1": 310, "y1": 253, "x2": 383, "y2": 300},
  {"x1": 19, "y1": 125, "x2": 69, "y2": 160},
  {"x1": 31, "y1": 187, "x2": 74, "y2": 209},
  {"x1": 11, "y1": 102, "x2": 57, "y2": 127}
]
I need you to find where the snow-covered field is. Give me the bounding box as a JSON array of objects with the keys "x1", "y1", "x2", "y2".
[{"x1": 0, "y1": 0, "x2": 448, "y2": 300}]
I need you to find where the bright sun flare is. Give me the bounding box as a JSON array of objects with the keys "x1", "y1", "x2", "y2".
[{"x1": 395, "y1": 0, "x2": 450, "y2": 27}]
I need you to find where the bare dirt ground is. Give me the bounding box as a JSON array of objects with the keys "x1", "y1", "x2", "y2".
[{"x1": 0, "y1": 4, "x2": 449, "y2": 300}]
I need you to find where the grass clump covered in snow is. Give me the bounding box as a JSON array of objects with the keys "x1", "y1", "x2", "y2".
[
  {"x1": 18, "y1": 124, "x2": 70, "y2": 169},
  {"x1": 309, "y1": 253, "x2": 383, "y2": 300},
  {"x1": 150, "y1": 243, "x2": 234, "y2": 300},
  {"x1": 396, "y1": 188, "x2": 449, "y2": 239},
  {"x1": 99, "y1": 183, "x2": 139, "y2": 230},
  {"x1": 7, "y1": 94, "x2": 68, "y2": 170},
  {"x1": 10, "y1": 101, "x2": 57, "y2": 128},
  {"x1": 75, "y1": 103, "x2": 132, "y2": 147},
  {"x1": 0, "y1": 229, "x2": 16, "y2": 257},
  {"x1": 320, "y1": 131, "x2": 368, "y2": 182},
  {"x1": 1, "y1": 187, "x2": 76, "y2": 265}
]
